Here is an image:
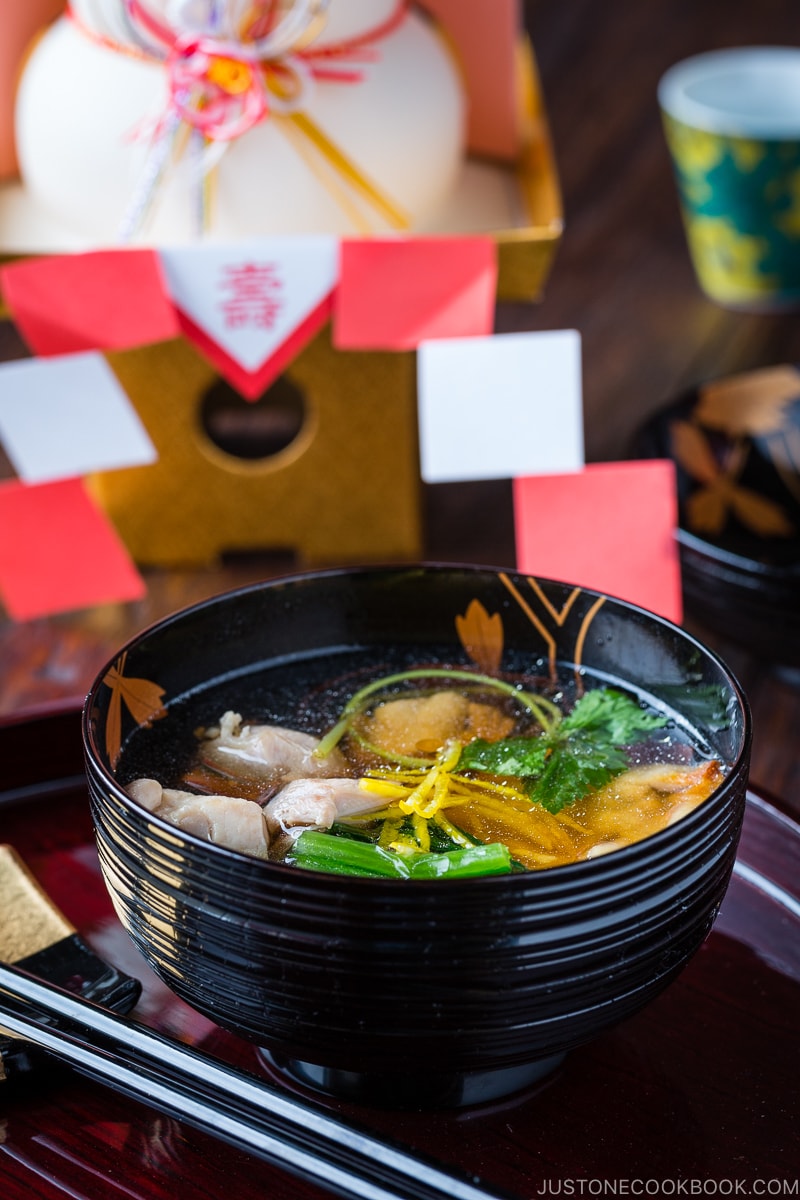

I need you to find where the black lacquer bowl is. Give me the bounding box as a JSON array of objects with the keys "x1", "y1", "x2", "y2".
[
  {"x1": 83, "y1": 565, "x2": 751, "y2": 1109},
  {"x1": 634, "y1": 366, "x2": 800, "y2": 667}
]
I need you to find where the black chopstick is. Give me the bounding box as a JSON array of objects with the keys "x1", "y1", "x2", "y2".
[{"x1": 0, "y1": 960, "x2": 511, "y2": 1200}]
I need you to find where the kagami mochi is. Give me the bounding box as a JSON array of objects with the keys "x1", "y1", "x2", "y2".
[{"x1": 15, "y1": 0, "x2": 465, "y2": 243}]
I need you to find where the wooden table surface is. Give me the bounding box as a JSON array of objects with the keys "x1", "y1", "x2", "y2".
[{"x1": 1, "y1": 0, "x2": 799, "y2": 812}]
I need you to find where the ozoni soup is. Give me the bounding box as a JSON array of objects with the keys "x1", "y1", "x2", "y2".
[{"x1": 118, "y1": 647, "x2": 727, "y2": 879}]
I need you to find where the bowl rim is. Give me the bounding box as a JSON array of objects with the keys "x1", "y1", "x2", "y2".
[
  {"x1": 82, "y1": 562, "x2": 753, "y2": 888},
  {"x1": 677, "y1": 526, "x2": 800, "y2": 581}
]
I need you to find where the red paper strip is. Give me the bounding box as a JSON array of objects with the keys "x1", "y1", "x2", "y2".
[
  {"x1": 174, "y1": 291, "x2": 334, "y2": 400},
  {"x1": 0, "y1": 250, "x2": 180, "y2": 357},
  {"x1": 418, "y1": 0, "x2": 522, "y2": 161},
  {"x1": 513, "y1": 460, "x2": 683, "y2": 625},
  {"x1": 333, "y1": 237, "x2": 497, "y2": 350},
  {"x1": 0, "y1": 478, "x2": 146, "y2": 621}
]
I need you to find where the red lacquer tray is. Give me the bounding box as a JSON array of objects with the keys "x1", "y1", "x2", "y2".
[{"x1": 1, "y1": 707, "x2": 799, "y2": 1198}]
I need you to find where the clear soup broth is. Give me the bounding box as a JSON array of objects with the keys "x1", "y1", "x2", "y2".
[{"x1": 117, "y1": 647, "x2": 727, "y2": 879}]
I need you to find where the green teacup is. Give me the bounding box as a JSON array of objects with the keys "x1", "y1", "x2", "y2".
[{"x1": 659, "y1": 47, "x2": 800, "y2": 309}]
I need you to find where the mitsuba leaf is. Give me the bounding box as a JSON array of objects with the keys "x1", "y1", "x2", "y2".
[
  {"x1": 529, "y1": 736, "x2": 629, "y2": 813},
  {"x1": 561, "y1": 688, "x2": 667, "y2": 744},
  {"x1": 457, "y1": 687, "x2": 669, "y2": 814},
  {"x1": 458, "y1": 735, "x2": 549, "y2": 777}
]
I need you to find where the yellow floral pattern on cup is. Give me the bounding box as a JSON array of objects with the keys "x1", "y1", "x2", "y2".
[
  {"x1": 685, "y1": 217, "x2": 777, "y2": 302},
  {"x1": 662, "y1": 115, "x2": 800, "y2": 307},
  {"x1": 772, "y1": 168, "x2": 800, "y2": 236}
]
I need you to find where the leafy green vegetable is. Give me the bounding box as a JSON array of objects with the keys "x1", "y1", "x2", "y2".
[
  {"x1": 457, "y1": 687, "x2": 668, "y2": 814},
  {"x1": 290, "y1": 831, "x2": 410, "y2": 877},
  {"x1": 289, "y1": 830, "x2": 512, "y2": 879},
  {"x1": 559, "y1": 687, "x2": 666, "y2": 743},
  {"x1": 530, "y1": 735, "x2": 629, "y2": 813},
  {"x1": 407, "y1": 842, "x2": 512, "y2": 879},
  {"x1": 457, "y1": 735, "x2": 549, "y2": 777}
]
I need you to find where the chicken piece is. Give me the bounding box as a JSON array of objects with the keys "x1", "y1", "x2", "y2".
[
  {"x1": 364, "y1": 691, "x2": 515, "y2": 757},
  {"x1": 264, "y1": 777, "x2": 388, "y2": 839},
  {"x1": 127, "y1": 778, "x2": 269, "y2": 858},
  {"x1": 201, "y1": 711, "x2": 345, "y2": 781}
]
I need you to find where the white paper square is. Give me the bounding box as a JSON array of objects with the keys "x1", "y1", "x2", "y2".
[
  {"x1": 417, "y1": 329, "x2": 585, "y2": 483},
  {"x1": 0, "y1": 351, "x2": 157, "y2": 484}
]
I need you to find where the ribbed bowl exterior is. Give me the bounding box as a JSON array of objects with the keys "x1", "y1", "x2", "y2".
[
  {"x1": 83, "y1": 566, "x2": 751, "y2": 1088},
  {"x1": 679, "y1": 532, "x2": 800, "y2": 667}
]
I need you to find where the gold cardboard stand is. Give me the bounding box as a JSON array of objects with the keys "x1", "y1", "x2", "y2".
[
  {"x1": 0, "y1": 18, "x2": 562, "y2": 571},
  {"x1": 87, "y1": 325, "x2": 422, "y2": 567}
]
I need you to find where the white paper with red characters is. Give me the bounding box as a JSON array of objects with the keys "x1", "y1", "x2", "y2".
[{"x1": 157, "y1": 237, "x2": 339, "y2": 398}]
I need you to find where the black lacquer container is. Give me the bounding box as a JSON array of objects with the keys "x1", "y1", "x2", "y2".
[
  {"x1": 83, "y1": 565, "x2": 751, "y2": 1109},
  {"x1": 633, "y1": 367, "x2": 800, "y2": 668}
]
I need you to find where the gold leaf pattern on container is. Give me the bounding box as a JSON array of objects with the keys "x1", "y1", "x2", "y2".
[
  {"x1": 695, "y1": 365, "x2": 800, "y2": 436},
  {"x1": 103, "y1": 651, "x2": 167, "y2": 768},
  {"x1": 686, "y1": 484, "x2": 731, "y2": 535},
  {"x1": 497, "y1": 574, "x2": 604, "y2": 686},
  {"x1": 670, "y1": 419, "x2": 719, "y2": 484},
  {"x1": 675, "y1": 420, "x2": 796, "y2": 538},
  {"x1": 727, "y1": 487, "x2": 796, "y2": 537},
  {"x1": 455, "y1": 599, "x2": 504, "y2": 675}
]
